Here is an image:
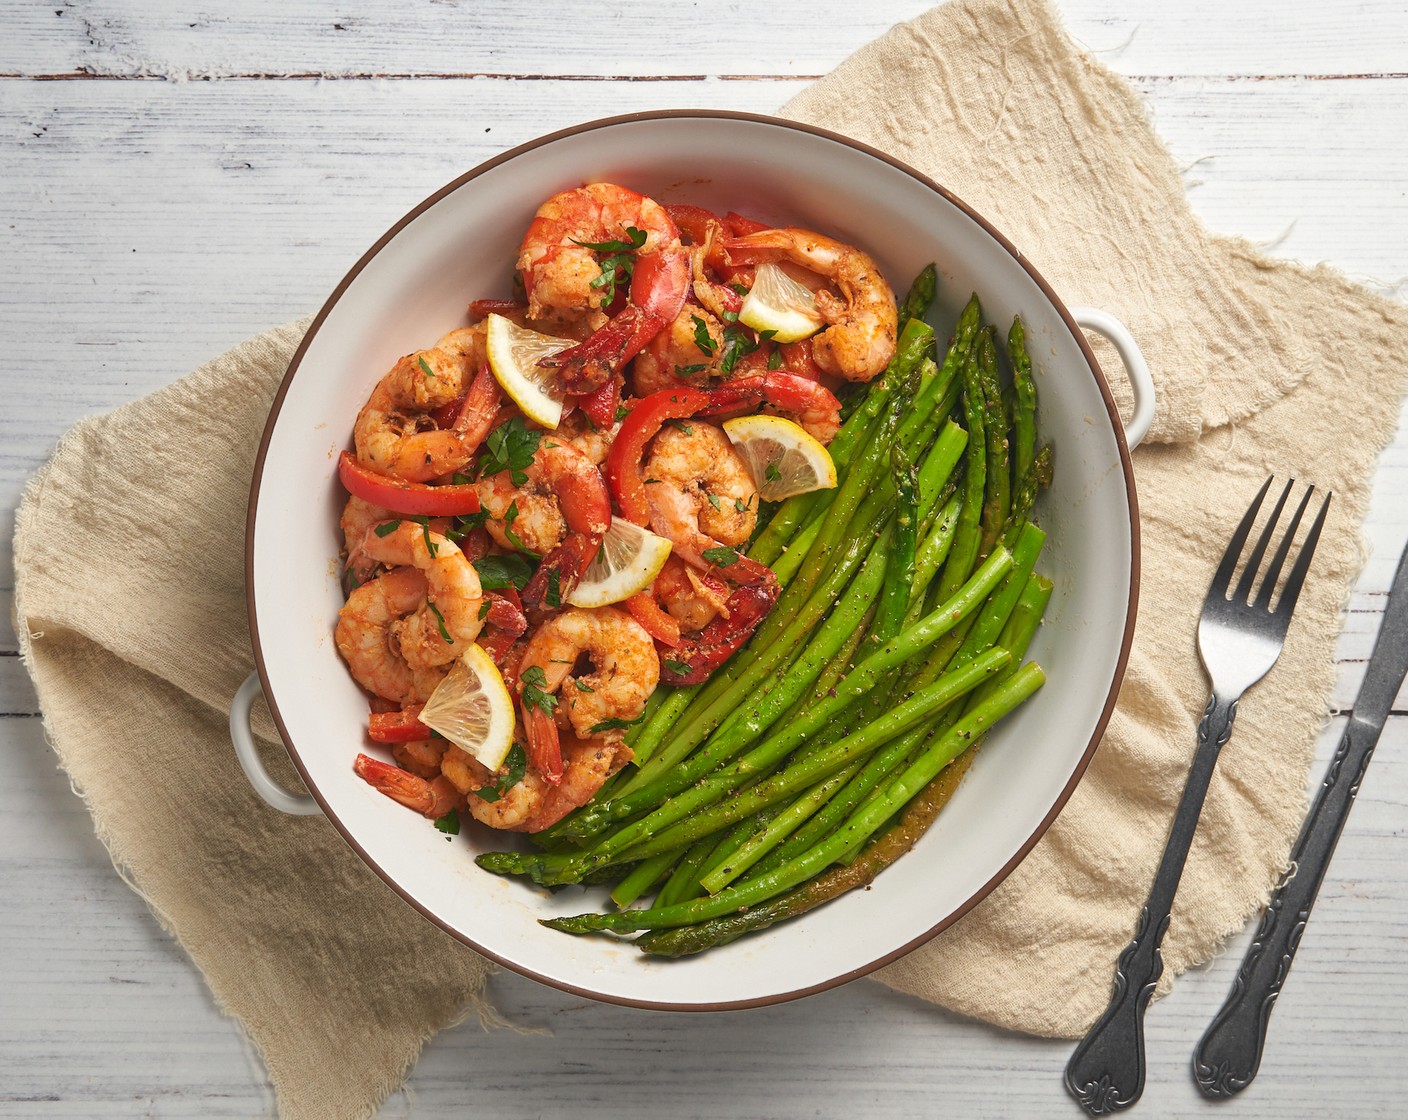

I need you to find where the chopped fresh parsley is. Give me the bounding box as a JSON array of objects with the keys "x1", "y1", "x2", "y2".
[
  {"x1": 766, "y1": 348, "x2": 783, "y2": 370},
  {"x1": 545, "y1": 568, "x2": 562, "y2": 609},
  {"x1": 501, "y1": 499, "x2": 539, "y2": 557},
  {"x1": 670, "y1": 419, "x2": 694, "y2": 435},
  {"x1": 588, "y1": 714, "x2": 645, "y2": 734},
  {"x1": 519, "y1": 664, "x2": 558, "y2": 715},
  {"x1": 473, "y1": 744, "x2": 527, "y2": 803},
  {"x1": 719, "y1": 322, "x2": 760, "y2": 375},
  {"x1": 702, "y1": 546, "x2": 740, "y2": 567},
  {"x1": 573, "y1": 679, "x2": 595, "y2": 693},
  {"x1": 434, "y1": 808, "x2": 460, "y2": 835},
  {"x1": 426, "y1": 600, "x2": 452, "y2": 642},
  {"x1": 479, "y1": 417, "x2": 541, "y2": 486},
  {"x1": 418, "y1": 355, "x2": 437, "y2": 380},
  {"x1": 477, "y1": 599, "x2": 492, "y2": 620},
  {"x1": 573, "y1": 225, "x2": 647, "y2": 309},
  {"x1": 472, "y1": 553, "x2": 533, "y2": 591},
  {"x1": 765, "y1": 462, "x2": 783, "y2": 483},
  {"x1": 614, "y1": 404, "x2": 629, "y2": 423},
  {"x1": 675, "y1": 362, "x2": 708, "y2": 377},
  {"x1": 373, "y1": 519, "x2": 402, "y2": 537},
  {"x1": 691, "y1": 315, "x2": 717, "y2": 355},
  {"x1": 705, "y1": 491, "x2": 722, "y2": 511},
  {"x1": 734, "y1": 496, "x2": 750, "y2": 513},
  {"x1": 663, "y1": 658, "x2": 692, "y2": 676}
]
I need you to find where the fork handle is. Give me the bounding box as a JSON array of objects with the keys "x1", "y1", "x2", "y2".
[
  {"x1": 1065, "y1": 690, "x2": 1238, "y2": 1114},
  {"x1": 1192, "y1": 715, "x2": 1380, "y2": 1097}
]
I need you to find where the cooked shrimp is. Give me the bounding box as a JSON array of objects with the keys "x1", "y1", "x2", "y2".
[
  {"x1": 443, "y1": 737, "x2": 632, "y2": 834},
  {"x1": 631, "y1": 303, "x2": 724, "y2": 396},
  {"x1": 642, "y1": 421, "x2": 758, "y2": 572},
  {"x1": 518, "y1": 183, "x2": 689, "y2": 394},
  {"x1": 726, "y1": 227, "x2": 898, "y2": 381},
  {"x1": 476, "y1": 436, "x2": 611, "y2": 618},
  {"x1": 341, "y1": 495, "x2": 394, "y2": 587},
  {"x1": 701, "y1": 369, "x2": 843, "y2": 446},
  {"x1": 515, "y1": 607, "x2": 659, "y2": 783},
  {"x1": 353, "y1": 753, "x2": 463, "y2": 819},
  {"x1": 359, "y1": 521, "x2": 485, "y2": 671},
  {"x1": 391, "y1": 738, "x2": 447, "y2": 781},
  {"x1": 335, "y1": 567, "x2": 446, "y2": 704},
  {"x1": 653, "y1": 554, "x2": 731, "y2": 632},
  {"x1": 353, "y1": 337, "x2": 506, "y2": 484},
  {"x1": 555, "y1": 408, "x2": 621, "y2": 466}
]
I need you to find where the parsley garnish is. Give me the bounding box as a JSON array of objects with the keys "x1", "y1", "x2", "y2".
[
  {"x1": 479, "y1": 417, "x2": 541, "y2": 486},
  {"x1": 427, "y1": 600, "x2": 452, "y2": 642},
  {"x1": 765, "y1": 462, "x2": 783, "y2": 483},
  {"x1": 719, "y1": 322, "x2": 761, "y2": 375},
  {"x1": 477, "y1": 600, "x2": 492, "y2": 620},
  {"x1": 434, "y1": 808, "x2": 460, "y2": 835},
  {"x1": 614, "y1": 405, "x2": 629, "y2": 423},
  {"x1": 675, "y1": 363, "x2": 708, "y2": 376},
  {"x1": 705, "y1": 492, "x2": 722, "y2": 511},
  {"x1": 545, "y1": 569, "x2": 562, "y2": 609},
  {"x1": 473, "y1": 744, "x2": 527, "y2": 803},
  {"x1": 734, "y1": 497, "x2": 750, "y2": 512},
  {"x1": 501, "y1": 499, "x2": 538, "y2": 557},
  {"x1": 587, "y1": 714, "x2": 646, "y2": 734},
  {"x1": 418, "y1": 355, "x2": 437, "y2": 380},
  {"x1": 663, "y1": 658, "x2": 692, "y2": 675},
  {"x1": 766, "y1": 348, "x2": 783, "y2": 370},
  {"x1": 520, "y1": 665, "x2": 558, "y2": 715},
  {"x1": 671, "y1": 419, "x2": 694, "y2": 435},
  {"x1": 691, "y1": 315, "x2": 717, "y2": 355},
  {"x1": 573, "y1": 680, "x2": 595, "y2": 693},
  {"x1": 373, "y1": 519, "x2": 402, "y2": 537},
  {"x1": 573, "y1": 225, "x2": 648, "y2": 309},
  {"x1": 472, "y1": 554, "x2": 533, "y2": 591},
  {"x1": 702, "y1": 546, "x2": 740, "y2": 567}
]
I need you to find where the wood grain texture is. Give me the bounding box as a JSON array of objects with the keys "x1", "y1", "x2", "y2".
[{"x1": 2, "y1": 0, "x2": 1405, "y2": 1116}]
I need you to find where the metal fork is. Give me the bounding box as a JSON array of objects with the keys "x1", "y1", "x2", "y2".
[{"x1": 1064, "y1": 477, "x2": 1332, "y2": 1114}]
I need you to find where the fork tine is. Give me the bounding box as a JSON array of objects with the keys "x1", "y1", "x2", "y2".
[
  {"x1": 1268, "y1": 490, "x2": 1332, "y2": 623},
  {"x1": 1233, "y1": 478, "x2": 1294, "y2": 604},
  {"x1": 1209, "y1": 477, "x2": 1274, "y2": 600},
  {"x1": 1253, "y1": 484, "x2": 1316, "y2": 611}
]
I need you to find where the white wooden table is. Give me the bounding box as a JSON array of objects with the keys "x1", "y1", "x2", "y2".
[{"x1": 4, "y1": 2, "x2": 1406, "y2": 1115}]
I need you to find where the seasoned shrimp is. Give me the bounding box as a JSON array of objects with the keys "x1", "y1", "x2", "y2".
[
  {"x1": 630, "y1": 303, "x2": 724, "y2": 396},
  {"x1": 477, "y1": 436, "x2": 612, "y2": 618},
  {"x1": 518, "y1": 183, "x2": 689, "y2": 394},
  {"x1": 555, "y1": 408, "x2": 621, "y2": 466},
  {"x1": 442, "y1": 737, "x2": 632, "y2": 834},
  {"x1": 642, "y1": 421, "x2": 758, "y2": 572},
  {"x1": 726, "y1": 227, "x2": 898, "y2": 381},
  {"x1": 515, "y1": 607, "x2": 659, "y2": 783},
  {"x1": 359, "y1": 522, "x2": 485, "y2": 671},
  {"x1": 653, "y1": 554, "x2": 731, "y2": 632},
  {"x1": 353, "y1": 753, "x2": 463, "y2": 819},
  {"x1": 335, "y1": 567, "x2": 446, "y2": 704},
  {"x1": 353, "y1": 345, "x2": 484, "y2": 482},
  {"x1": 702, "y1": 369, "x2": 843, "y2": 446},
  {"x1": 341, "y1": 495, "x2": 394, "y2": 587}
]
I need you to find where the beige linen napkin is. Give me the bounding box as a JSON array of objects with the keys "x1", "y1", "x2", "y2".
[{"x1": 13, "y1": 0, "x2": 1408, "y2": 1115}]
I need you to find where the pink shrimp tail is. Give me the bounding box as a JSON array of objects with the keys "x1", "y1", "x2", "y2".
[
  {"x1": 522, "y1": 705, "x2": 563, "y2": 785},
  {"x1": 353, "y1": 753, "x2": 460, "y2": 818}
]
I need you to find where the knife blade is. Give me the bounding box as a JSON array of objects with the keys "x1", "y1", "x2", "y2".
[{"x1": 1192, "y1": 536, "x2": 1408, "y2": 1098}]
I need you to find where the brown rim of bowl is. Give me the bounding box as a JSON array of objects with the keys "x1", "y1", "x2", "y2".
[{"x1": 244, "y1": 108, "x2": 1141, "y2": 1012}]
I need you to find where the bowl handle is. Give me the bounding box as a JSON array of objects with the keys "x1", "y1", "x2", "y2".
[
  {"x1": 229, "y1": 671, "x2": 322, "y2": 816},
  {"x1": 1070, "y1": 307, "x2": 1156, "y2": 449}
]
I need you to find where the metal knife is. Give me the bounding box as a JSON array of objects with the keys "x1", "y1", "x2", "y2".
[{"x1": 1192, "y1": 536, "x2": 1408, "y2": 1098}]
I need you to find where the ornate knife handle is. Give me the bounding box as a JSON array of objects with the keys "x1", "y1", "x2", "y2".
[
  {"x1": 1193, "y1": 716, "x2": 1379, "y2": 1098},
  {"x1": 1065, "y1": 693, "x2": 1238, "y2": 1114}
]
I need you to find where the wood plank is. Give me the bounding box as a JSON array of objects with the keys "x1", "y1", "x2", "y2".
[{"x1": 8, "y1": 1, "x2": 1408, "y2": 80}]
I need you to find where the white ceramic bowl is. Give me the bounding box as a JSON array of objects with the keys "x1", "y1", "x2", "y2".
[{"x1": 237, "y1": 111, "x2": 1146, "y2": 1010}]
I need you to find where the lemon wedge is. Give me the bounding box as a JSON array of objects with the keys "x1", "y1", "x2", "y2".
[
  {"x1": 738, "y1": 261, "x2": 825, "y2": 344},
  {"x1": 484, "y1": 312, "x2": 574, "y2": 429},
  {"x1": 417, "y1": 643, "x2": 517, "y2": 772},
  {"x1": 723, "y1": 414, "x2": 838, "y2": 501},
  {"x1": 567, "y1": 517, "x2": 673, "y2": 608}
]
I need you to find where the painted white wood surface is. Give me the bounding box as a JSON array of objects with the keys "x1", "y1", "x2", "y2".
[{"x1": 3, "y1": 1, "x2": 1407, "y2": 1116}]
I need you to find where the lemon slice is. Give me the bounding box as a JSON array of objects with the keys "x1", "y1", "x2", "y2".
[
  {"x1": 567, "y1": 517, "x2": 673, "y2": 608},
  {"x1": 723, "y1": 414, "x2": 838, "y2": 501},
  {"x1": 484, "y1": 312, "x2": 574, "y2": 428},
  {"x1": 417, "y1": 643, "x2": 517, "y2": 772},
  {"x1": 738, "y1": 261, "x2": 825, "y2": 344}
]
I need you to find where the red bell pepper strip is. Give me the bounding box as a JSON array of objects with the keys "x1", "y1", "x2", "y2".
[
  {"x1": 337, "y1": 450, "x2": 482, "y2": 517},
  {"x1": 657, "y1": 580, "x2": 779, "y2": 686},
  {"x1": 604, "y1": 387, "x2": 711, "y2": 525},
  {"x1": 623, "y1": 591, "x2": 682, "y2": 648},
  {"x1": 368, "y1": 706, "x2": 432, "y2": 743}
]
